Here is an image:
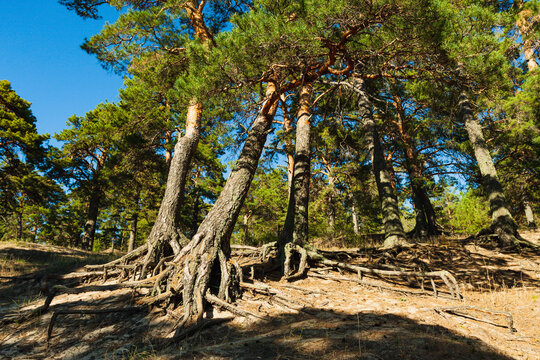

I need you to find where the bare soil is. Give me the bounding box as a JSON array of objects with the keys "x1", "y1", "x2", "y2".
[{"x1": 0, "y1": 232, "x2": 538, "y2": 360}]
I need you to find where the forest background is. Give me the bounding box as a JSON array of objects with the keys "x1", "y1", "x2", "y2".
[{"x1": 1, "y1": 0, "x2": 538, "y2": 255}]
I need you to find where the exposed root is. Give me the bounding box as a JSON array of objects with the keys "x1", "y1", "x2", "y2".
[
  {"x1": 85, "y1": 244, "x2": 148, "y2": 270},
  {"x1": 2, "y1": 238, "x2": 468, "y2": 345},
  {"x1": 283, "y1": 243, "x2": 308, "y2": 280},
  {"x1": 473, "y1": 220, "x2": 538, "y2": 251},
  {"x1": 257, "y1": 242, "x2": 462, "y2": 299},
  {"x1": 261, "y1": 241, "x2": 277, "y2": 262},
  {"x1": 308, "y1": 248, "x2": 461, "y2": 299},
  {"x1": 205, "y1": 292, "x2": 265, "y2": 320}
]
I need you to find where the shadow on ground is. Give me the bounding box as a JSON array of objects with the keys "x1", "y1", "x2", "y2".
[
  {"x1": 1, "y1": 302, "x2": 517, "y2": 360},
  {"x1": 0, "y1": 244, "x2": 117, "y2": 311}
]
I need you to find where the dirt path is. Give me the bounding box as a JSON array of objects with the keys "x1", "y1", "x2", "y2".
[{"x1": 0, "y1": 234, "x2": 538, "y2": 359}]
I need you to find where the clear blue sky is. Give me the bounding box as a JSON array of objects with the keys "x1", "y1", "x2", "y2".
[{"x1": 0, "y1": 1, "x2": 123, "y2": 141}]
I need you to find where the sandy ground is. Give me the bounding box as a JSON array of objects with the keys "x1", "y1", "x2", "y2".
[{"x1": 0, "y1": 231, "x2": 538, "y2": 360}]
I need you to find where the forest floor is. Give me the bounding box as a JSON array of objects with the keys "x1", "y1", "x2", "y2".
[{"x1": 0, "y1": 231, "x2": 538, "y2": 360}]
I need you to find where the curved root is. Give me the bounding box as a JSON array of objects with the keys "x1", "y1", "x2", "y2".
[{"x1": 283, "y1": 243, "x2": 308, "y2": 280}]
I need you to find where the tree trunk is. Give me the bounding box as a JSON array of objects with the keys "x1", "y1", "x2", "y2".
[
  {"x1": 392, "y1": 97, "x2": 441, "y2": 238},
  {"x1": 128, "y1": 192, "x2": 140, "y2": 252},
  {"x1": 144, "y1": 100, "x2": 201, "y2": 255},
  {"x1": 516, "y1": 2, "x2": 539, "y2": 72},
  {"x1": 165, "y1": 127, "x2": 173, "y2": 169},
  {"x1": 410, "y1": 181, "x2": 429, "y2": 237},
  {"x1": 419, "y1": 183, "x2": 440, "y2": 234},
  {"x1": 110, "y1": 226, "x2": 116, "y2": 253},
  {"x1": 16, "y1": 210, "x2": 23, "y2": 242},
  {"x1": 242, "y1": 211, "x2": 252, "y2": 244},
  {"x1": 407, "y1": 164, "x2": 441, "y2": 237},
  {"x1": 280, "y1": 97, "x2": 295, "y2": 196},
  {"x1": 517, "y1": 6, "x2": 538, "y2": 228},
  {"x1": 128, "y1": 212, "x2": 138, "y2": 253},
  {"x1": 356, "y1": 80, "x2": 406, "y2": 247},
  {"x1": 191, "y1": 191, "x2": 201, "y2": 237},
  {"x1": 32, "y1": 224, "x2": 38, "y2": 243},
  {"x1": 280, "y1": 84, "x2": 312, "y2": 261},
  {"x1": 175, "y1": 84, "x2": 279, "y2": 322},
  {"x1": 164, "y1": 104, "x2": 173, "y2": 169},
  {"x1": 459, "y1": 92, "x2": 520, "y2": 245},
  {"x1": 524, "y1": 199, "x2": 537, "y2": 230},
  {"x1": 351, "y1": 194, "x2": 360, "y2": 235},
  {"x1": 385, "y1": 152, "x2": 398, "y2": 191},
  {"x1": 82, "y1": 186, "x2": 101, "y2": 251},
  {"x1": 327, "y1": 173, "x2": 337, "y2": 232},
  {"x1": 139, "y1": 1, "x2": 214, "y2": 273}
]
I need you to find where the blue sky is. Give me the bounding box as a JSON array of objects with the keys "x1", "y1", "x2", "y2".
[{"x1": 0, "y1": 1, "x2": 124, "y2": 141}]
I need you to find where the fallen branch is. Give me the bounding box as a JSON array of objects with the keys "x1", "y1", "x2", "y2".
[{"x1": 433, "y1": 306, "x2": 516, "y2": 333}]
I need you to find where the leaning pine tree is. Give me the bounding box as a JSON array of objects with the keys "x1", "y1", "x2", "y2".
[
  {"x1": 279, "y1": 83, "x2": 313, "y2": 278},
  {"x1": 62, "y1": 0, "x2": 466, "y2": 330},
  {"x1": 459, "y1": 92, "x2": 524, "y2": 247}
]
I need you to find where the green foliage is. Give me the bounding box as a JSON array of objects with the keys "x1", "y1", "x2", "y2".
[
  {"x1": 0, "y1": 81, "x2": 64, "y2": 242},
  {"x1": 441, "y1": 188, "x2": 491, "y2": 234},
  {"x1": 16, "y1": 0, "x2": 535, "y2": 250},
  {"x1": 233, "y1": 167, "x2": 288, "y2": 246}
]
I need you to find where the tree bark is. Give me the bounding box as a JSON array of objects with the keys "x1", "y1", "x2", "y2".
[
  {"x1": 140, "y1": 1, "x2": 213, "y2": 265},
  {"x1": 356, "y1": 80, "x2": 406, "y2": 247},
  {"x1": 175, "y1": 84, "x2": 279, "y2": 321},
  {"x1": 128, "y1": 212, "x2": 138, "y2": 253},
  {"x1": 516, "y1": 5, "x2": 538, "y2": 227},
  {"x1": 16, "y1": 210, "x2": 23, "y2": 242},
  {"x1": 407, "y1": 164, "x2": 441, "y2": 237},
  {"x1": 280, "y1": 84, "x2": 312, "y2": 254},
  {"x1": 327, "y1": 172, "x2": 337, "y2": 232},
  {"x1": 242, "y1": 211, "x2": 252, "y2": 244},
  {"x1": 392, "y1": 95, "x2": 441, "y2": 237},
  {"x1": 191, "y1": 190, "x2": 201, "y2": 237},
  {"x1": 516, "y1": 1, "x2": 539, "y2": 72},
  {"x1": 280, "y1": 97, "x2": 295, "y2": 195},
  {"x1": 128, "y1": 192, "x2": 140, "y2": 252},
  {"x1": 144, "y1": 100, "x2": 201, "y2": 254},
  {"x1": 165, "y1": 127, "x2": 173, "y2": 169},
  {"x1": 459, "y1": 92, "x2": 520, "y2": 245},
  {"x1": 82, "y1": 185, "x2": 101, "y2": 251},
  {"x1": 524, "y1": 198, "x2": 537, "y2": 230},
  {"x1": 351, "y1": 195, "x2": 360, "y2": 235}
]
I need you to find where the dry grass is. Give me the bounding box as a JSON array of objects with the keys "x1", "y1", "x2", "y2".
[
  {"x1": 0, "y1": 233, "x2": 539, "y2": 359},
  {"x1": 0, "y1": 241, "x2": 118, "y2": 278}
]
